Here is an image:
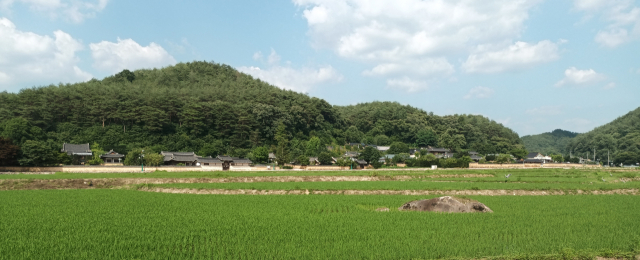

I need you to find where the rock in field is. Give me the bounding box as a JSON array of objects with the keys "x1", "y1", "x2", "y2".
[{"x1": 398, "y1": 196, "x2": 492, "y2": 213}]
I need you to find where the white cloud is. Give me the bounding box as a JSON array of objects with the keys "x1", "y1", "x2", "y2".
[
  {"x1": 293, "y1": 0, "x2": 547, "y2": 91},
  {"x1": 267, "y1": 49, "x2": 281, "y2": 65},
  {"x1": 0, "y1": 17, "x2": 91, "y2": 90},
  {"x1": 463, "y1": 86, "x2": 495, "y2": 100},
  {"x1": 252, "y1": 51, "x2": 263, "y2": 61},
  {"x1": 555, "y1": 67, "x2": 606, "y2": 87},
  {"x1": 526, "y1": 106, "x2": 562, "y2": 116},
  {"x1": 90, "y1": 38, "x2": 176, "y2": 73},
  {"x1": 604, "y1": 82, "x2": 616, "y2": 89},
  {"x1": 386, "y1": 77, "x2": 428, "y2": 93},
  {"x1": 237, "y1": 65, "x2": 342, "y2": 92},
  {"x1": 462, "y1": 41, "x2": 561, "y2": 73},
  {"x1": 238, "y1": 50, "x2": 341, "y2": 92},
  {"x1": 574, "y1": 0, "x2": 640, "y2": 47},
  {"x1": 0, "y1": 0, "x2": 108, "y2": 23}
]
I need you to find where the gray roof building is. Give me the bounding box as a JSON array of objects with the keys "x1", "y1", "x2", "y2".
[
  {"x1": 161, "y1": 151, "x2": 199, "y2": 165},
  {"x1": 61, "y1": 143, "x2": 92, "y2": 156}
]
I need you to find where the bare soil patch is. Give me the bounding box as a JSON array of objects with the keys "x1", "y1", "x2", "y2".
[
  {"x1": 140, "y1": 188, "x2": 640, "y2": 196},
  {"x1": 0, "y1": 174, "x2": 493, "y2": 190}
]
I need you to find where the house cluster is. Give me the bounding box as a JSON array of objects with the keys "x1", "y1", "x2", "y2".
[
  {"x1": 520, "y1": 152, "x2": 553, "y2": 163},
  {"x1": 60, "y1": 143, "x2": 252, "y2": 170}
]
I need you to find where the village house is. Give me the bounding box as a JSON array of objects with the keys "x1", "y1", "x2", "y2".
[
  {"x1": 61, "y1": 143, "x2": 92, "y2": 165},
  {"x1": 355, "y1": 159, "x2": 368, "y2": 169},
  {"x1": 217, "y1": 155, "x2": 253, "y2": 170},
  {"x1": 468, "y1": 151, "x2": 482, "y2": 162},
  {"x1": 425, "y1": 147, "x2": 452, "y2": 158},
  {"x1": 161, "y1": 151, "x2": 199, "y2": 166},
  {"x1": 100, "y1": 150, "x2": 125, "y2": 165},
  {"x1": 525, "y1": 152, "x2": 553, "y2": 163}
]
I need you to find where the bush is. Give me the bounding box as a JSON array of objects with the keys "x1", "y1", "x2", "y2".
[
  {"x1": 371, "y1": 161, "x2": 383, "y2": 169},
  {"x1": 281, "y1": 166, "x2": 293, "y2": 169},
  {"x1": 318, "y1": 152, "x2": 333, "y2": 165}
]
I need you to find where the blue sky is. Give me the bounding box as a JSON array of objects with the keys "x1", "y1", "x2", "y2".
[{"x1": 0, "y1": 0, "x2": 638, "y2": 136}]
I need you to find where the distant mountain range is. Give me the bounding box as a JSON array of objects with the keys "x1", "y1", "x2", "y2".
[
  {"x1": 521, "y1": 129, "x2": 579, "y2": 155},
  {"x1": 523, "y1": 107, "x2": 640, "y2": 164}
]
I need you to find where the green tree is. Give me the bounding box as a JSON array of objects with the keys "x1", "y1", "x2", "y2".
[
  {"x1": 274, "y1": 123, "x2": 289, "y2": 166},
  {"x1": 0, "y1": 137, "x2": 20, "y2": 166},
  {"x1": 344, "y1": 126, "x2": 364, "y2": 143},
  {"x1": 87, "y1": 142, "x2": 105, "y2": 165},
  {"x1": 335, "y1": 157, "x2": 351, "y2": 167},
  {"x1": 374, "y1": 135, "x2": 390, "y2": 146},
  {"x1": 387, "y1": 142, "x2": 409, "y2": 154},
  {"x1": 305, "y1": 136, "x2": 322, "y2": 156},
  {"x1": 414, "y1": 129, "x2": 437, "y2": 147},
  {"x1": 359, "y1": 146, "x2": 381, "y2": 164},
  {"x1": 496, "y1": 154, "x2": 512, "y2": 165},
  {"x1": 198, "y1": 141, "x2": 224, "y2": 157},
  {"x1": 297, "y1": 155, "x2": 310, "y2": 166},
  {"x1": 551, "y1": 154, "x2": 564, "y2": 163},
  {"x1": 614, "y1": 151, "x2": 639, "y2": 165},
  {"x1": 510, "y1": 148, "x2": 528, "y2": 160},
  {"x1": 318, "y1": 152, "x2": 333, "y2": 165},
  {"x1": 252, "y1": 146, "x2": 269, "y2": 164},
  {"x1": 438, "y1": 129, "x2": 466, "y2": 151},
  {"x1": 18, "y1": 140, "x2": 56, "y2": 166}
]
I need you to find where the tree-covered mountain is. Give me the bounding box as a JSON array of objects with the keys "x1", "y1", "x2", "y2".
[
  {"x1": 566, "y1": 107, "x2": 640, "y2": 165},
  {"x1": 336, "y1": 102, "x2": 523, "y2": 154},
  {"x1": 521, "y1": 129, "x2": 579, "y2": 155},
  {"x1": 0, "y1": 61, "x2": 523, "y2": 165}
]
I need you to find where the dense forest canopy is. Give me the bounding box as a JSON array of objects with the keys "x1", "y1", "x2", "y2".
[
  {"x1": 521, "y1": 129, "x2": 579, "y2": 155},
  {"x1": 566, "y1": 107, "x2": 640, "y2": 165},
  {"x1": 0, "y1": 61, "x2": 523, "y2": 166},
  {"x1": 335, "y1": 102, "x2": 523, "y2": 154}
]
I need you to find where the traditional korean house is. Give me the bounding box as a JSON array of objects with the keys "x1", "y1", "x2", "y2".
[
  {"x1": 196, "y1": 156, "x2": 224, "y2": 170},
  {"x1": 426, "y1": 147, "x2": 451, "y2": 158},
  {"x1": 61, "y1": 143, "x2": 92, "y2": 165},
  {"x1": 468, "y1": 151, "x2": 482, "y2": 162},
  {"x1": 355, "y1": 159, "x2": 368, "y2": 169},
  {"x1": 100, "y1": 150, "x2": 125, "y2": 165},
  {"x1": 161, "y1": 151, "x2": 199, "y2": 166}
]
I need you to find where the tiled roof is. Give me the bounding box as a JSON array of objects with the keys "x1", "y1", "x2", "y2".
[
  {"x1": 527, "y1": 152, "x2": 541, "y2": 158},
  {"x1": 427, "y1": 147, "x2": 450, "y2": 152},
  {"x1": 101, "y1": 150, "x2": 124, "y2": 158},
  {"x1": 161, "y1": 151, "x2": 198, "y2": 162},
  {"x1": 61, "y1": 143, "x2": 91, "y2": 155}
]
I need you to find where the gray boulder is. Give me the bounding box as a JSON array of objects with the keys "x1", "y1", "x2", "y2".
[{"x1": 398, "y1": 196, "x2": 492, "y2": 213}]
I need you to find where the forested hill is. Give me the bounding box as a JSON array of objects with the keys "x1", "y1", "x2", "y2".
[
  {"x1": 0, "y1": 61, "x2": 522, "y2": 165},
  {"x1": 521, "y1": 129, "x2": 578, "y2": 155},
  {"x1": 335, "y1": 102, "x2": 523, "y2": 154},
  {"x1": 566, "y1": 107, "x2": 640, "y2": 165}
]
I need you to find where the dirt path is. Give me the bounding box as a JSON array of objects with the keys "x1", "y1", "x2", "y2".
[
  {"x1": 0, "y1": 174, "x2": 494, "y2": 190},
  {"x1": 142, "y1": 188, "x2": 640, "y2": 196}
]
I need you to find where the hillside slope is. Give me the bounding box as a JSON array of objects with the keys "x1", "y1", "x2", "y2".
[
  {"x1": 0, "y1": 61, "x2": 523, "y2": 165},
  {"x1": 521, "y1": 129, "x2": 578, "y2": 155},
  {"x1": 336, "y1": 102, "x2": 523, "y2": 154},
  {"x1": 566, "y1": 107, "x2": 640, "y2": 164}
]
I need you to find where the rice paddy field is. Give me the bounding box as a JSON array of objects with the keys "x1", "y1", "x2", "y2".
[{"x1": 1, "y1": 168, "x2": 639, "y2": 259}]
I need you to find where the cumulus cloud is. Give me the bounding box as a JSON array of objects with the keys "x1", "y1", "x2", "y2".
[
  {"x1": 463, "y1": 86, "x2": 495, "y2": 100},
  {"x1": 252, "y1": 51, "x2": 263, "y2": 61},
  {"x1": 573, "y1": 0, "x2": 640, "y2": 47},
  {"x1": 293, "y1": 0, "x2": 551, "y2": 91},
  {"x1": 0, "y1": 17, "x2": 91, "y2": 90},
  {"x1": 90, "y1": 38, "x2": 176, "y2": 73},
  {"x1": 0, "y1": 0, "x2": 108, "y2": 23},
  {"x1": 462, "y1": 41, "x2": 561, "y2": 73},
  {"x1": 526, "y1": 106, "x2": 562, "y2": 116},
  {"x1": 386, "y1": 77, "x2": 428, "y2": 93},
  {"x1": 238, "y1": 50, "x2": 341, "y2": 92},
  {"x1": 555, "y1": 67, "x2": 606, "y2": 87}
]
